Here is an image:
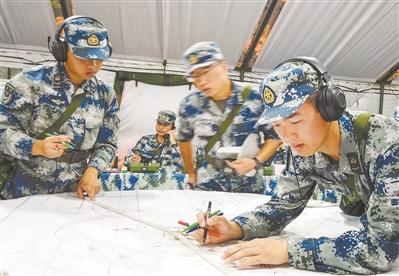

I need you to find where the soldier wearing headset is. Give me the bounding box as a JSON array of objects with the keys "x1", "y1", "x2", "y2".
[
  {"x1": 191, "y1": 57, "x2": 399, "y2": 274},
  {"x1": 0, "y1": 16, "x2": 119, "y2": 199}
]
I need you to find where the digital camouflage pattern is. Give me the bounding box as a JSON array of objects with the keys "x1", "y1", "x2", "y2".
[
  {"x1": 0, "y1": 63, "x2": 119, "y2": 199},
  {"x1": 176, "y1": 82, "x2": 278, "y2": 193},
  {"x1": 255, "y1": 60, "x2": 320, "y2": 127},
  {"x1": 125, "y1": 134, "x2": 183, "y2": 171},
  {"x1": 183, "y1": 41, "x2": 224, "y2": 74},
  {"x1": 233, "y1": 110, "x2": 399, "y2": 274},
  {"x1": 64, "y1": 17, "x2": 111, "y2": 61},
  {"x1": 101, "y1": 167, "x2": 187, "y2": 191},
  {"x1": 157, "y1": 110, "x2": 176, "y2": 124}
]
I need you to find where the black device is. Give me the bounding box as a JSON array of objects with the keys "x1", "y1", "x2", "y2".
[
  {"x1": 276, "y1": 56, "x2": 346, "y2": 121},
  {"x1": 47, "y1": 15, "x2": 112, "y2": 62}
]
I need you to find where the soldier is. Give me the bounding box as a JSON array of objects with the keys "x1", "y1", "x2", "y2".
[
  {"x1": 0, "y1": 16, "x2": 119, "y2": 200},
  {"x1": 393, "y1": 105, "x2": 399, "y2": 122},
  {"x1": 124, "y1": 110, "x2": 183, "y2": 171},
  {"x1": 191, "y1": 57, "x2": 399, "y2": 274},
  {"x1": 177, "y1": 41, "x2": 281, "y2": 193}
]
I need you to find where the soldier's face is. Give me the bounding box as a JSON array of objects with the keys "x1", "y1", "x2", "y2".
[
  {"x1": 191, "y1": 62, "x2": 229, "y2": 98},
  {"x1": 272, "y1": 101, "x2": 331, "y2": 156},
  {"x1": 156, "y1": 122, "x2": 173, "y2": 136},
  {"x1": 65, "y1": 49, "x2": 103, "y2": 84}
]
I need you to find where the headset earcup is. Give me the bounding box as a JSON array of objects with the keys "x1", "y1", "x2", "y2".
[
  {"x1": 49, "y1": 38, "x2": 67, "y2": 62},
  {"x1": 316, "y1": 86, "x2": 346, "y2": 121},
  {"x1": 316, "y1": 86, "x2": 330, "y2": 121},
  {"x1": 330, "y1": 86, "x2": 346, "y2": 119},
  {"x1": 58, "y1": 40, "x2": 68, "y2": 62}
]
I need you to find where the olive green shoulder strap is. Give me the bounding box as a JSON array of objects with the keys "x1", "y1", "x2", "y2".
[{"x1": 38, "y1": 93, "x2": 85, "y2": 139}]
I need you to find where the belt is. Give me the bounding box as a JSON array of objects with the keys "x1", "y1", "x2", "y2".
[{"x1": 55, "y1": 150, "x2": 91, "y2": 164}]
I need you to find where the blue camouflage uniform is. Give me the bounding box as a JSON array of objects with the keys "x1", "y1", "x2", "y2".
[
  {"x1": 125, "y1": 110, "x2": 183, "y2": 171},
  {"x1": 125, "y1": 134, "x2": 183, "y2": 171},
  {"x1": 0, "y1": 17, "x2": 119, "y2": 199},
  {"x1": 177, "y1": 41, "x2": 278, "y2": 193},
  {"x1": 393, "y1": 105, "x2": 399, "y2": 122},
  {"x1": 177, "y1": 82, "x2": 276, "y2": 193},
  {"x1": 232, "y1": 60, "x2": 399, "y2": 274}
]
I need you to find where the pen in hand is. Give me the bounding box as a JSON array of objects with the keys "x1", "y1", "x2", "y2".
[
  {"x1": 44, "y1": 133, "x2": 77, "y2": 149},
  {"x1": 181, "y1": 210, "x2": 222, "y2": 234},
  {"x1": 203, "y1": 201, "x2": 212, "y2": 243}
]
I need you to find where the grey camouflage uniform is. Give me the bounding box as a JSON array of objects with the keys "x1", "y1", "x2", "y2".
[{"x1": 0, "y1": 63, "x2": 119, "y2": 198}]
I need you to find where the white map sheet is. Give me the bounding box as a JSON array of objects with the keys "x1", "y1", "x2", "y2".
[{"x1": 1, "y1": 190, "x2": 398, "y2": 276}]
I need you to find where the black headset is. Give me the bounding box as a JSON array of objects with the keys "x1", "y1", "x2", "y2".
[
  {"x1": 47, "y1": 15, "x2": 112, "y2": 62},
  {"x1": 276, "y1": 56, "x2": 346, "y2": 121}
]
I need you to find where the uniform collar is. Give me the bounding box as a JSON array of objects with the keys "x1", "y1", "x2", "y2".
[
  {"x1": 313, "y1": 112, "x2": 361, "y2": 175},
  {"x1": 53, "y1": 63, "x2": 97, "y2": 97},
  {"x1": 338, "y1": 111, "x2": 364, "y2": 175},
  {"x1": 198, "y1": 80, "x2": 240, "y2": 110}
]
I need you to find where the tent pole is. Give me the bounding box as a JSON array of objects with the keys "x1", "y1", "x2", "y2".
[{"x1": 379, "y1": 82, "x2": 384, "y2": 114}]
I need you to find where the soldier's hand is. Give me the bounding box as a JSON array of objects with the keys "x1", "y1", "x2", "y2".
[
  {"x1": 223, "y1": 238, "x2": 288, "y2": 268},
  {"x1": 32, "y1": 135, "x2": 72, "y2": 158},
  {"x1": 187, "y1": 171, "x2": 197, "y2": 189},
  {"x1": 192, "y1": 212, "x2": 243, "y2": 244},
  {"x1": 166, "y1": 129, "x2": 177, "y2": 145},
  {"x1": 132, "y1": 154, "x2": 142, "y2": 163},
  {"x1": 77, "y1": 167, "x2": 100, "y2": 200},
  {"x1": 226, "y1": 158, "x2": 256, "y2": 175}
]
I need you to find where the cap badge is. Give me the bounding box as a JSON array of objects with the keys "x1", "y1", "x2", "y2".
[
  {"x1": 87, "y1": 34, "x2": 100, "y2": 46},
  {"x1": 189, "y1": 54, "x2": 199, "y2": 65},
  {"x1": 263, "y1": 86, "x2": 276, "y2": 106},
  {"x1": 159, "y1": 114, "x2": 168, "y2": 121}
]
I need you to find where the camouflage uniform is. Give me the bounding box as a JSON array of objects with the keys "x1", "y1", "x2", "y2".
[
  {"x1": 393, "y1": 105, "x2": 399, "y2": 122},
  {"x1": 177, "y1": 82, "x2": 276, "y2": 193},
  {"x1": 232, "y1": 60, "x2": 399, "y2": 274},
  {"x1": 0, "y1": 17, "x2": 119, "y2": 199},
  {"x1": 125, "y1": 134, "x2": 183, "y2": 171}
]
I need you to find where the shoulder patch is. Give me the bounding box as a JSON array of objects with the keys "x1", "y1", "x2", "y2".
[{"x1": 2, "y1": 83, "x2": 15, "y2": 105}]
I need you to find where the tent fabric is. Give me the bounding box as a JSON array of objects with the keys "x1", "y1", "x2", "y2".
[
  {"x1": 117, "y1": 81, "x2": 190, "y2": 161},
  {"x1": 1, "y1": 1, "x2": 398, "y2": 83},
  {"x1": 255, "y1": 1, "x2": 399, "y2": 82}
]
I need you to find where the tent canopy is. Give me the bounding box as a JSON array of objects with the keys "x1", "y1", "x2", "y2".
[{"x1": 1, "y1": 0, "x2": 398, "y2": 83}]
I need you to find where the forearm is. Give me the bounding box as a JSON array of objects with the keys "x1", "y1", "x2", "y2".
[
  {"x1": 88, "y1": 142, "x2": 117, "y2": 173},
  {"x1": 233, "y1": 174, "x2": 314, "y2": 240},
  {"x1": 0, "y1": 127, "x2": 35, "y2": 160},
  {"x1": 288, "y1": 228, "x2": 398, "y2": 274},
  {"x1": 179, "y1": 141, "x2": 195, "y2": 173},
  {"x1": 255, "y1": 139, "x2": 281, "y2": 163}
]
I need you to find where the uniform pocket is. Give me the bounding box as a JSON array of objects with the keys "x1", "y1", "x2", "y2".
[{"x1": 82, "y1": 110, "x2": 104, "y2": 148}]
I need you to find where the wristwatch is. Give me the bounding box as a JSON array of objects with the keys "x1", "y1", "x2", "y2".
[{"x1": 252, "y1": 157, "x2": 263, "y2": 170}]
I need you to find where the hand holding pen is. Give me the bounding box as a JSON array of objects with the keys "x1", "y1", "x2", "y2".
[
  {"x1": 203, "y1": 201, "x2": 212, "y2": 242},
  {"x1": 44, "y1": 133, "x2": 77, "y2": 150},
  {"x1": 32, "y1": 133, "x2": 74, "y2": 158},
  {"x1": 178, "y1": 205, "x2": 245, "y2": 244}
]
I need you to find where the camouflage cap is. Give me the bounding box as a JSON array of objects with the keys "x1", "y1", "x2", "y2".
[
  {"x1": 255, "y1": 61, "x2": 320, "y2": 127},
  {"x1": 64, "y1": 17, "x2": 110, "y2": 61},
  {"x1": 157, "y1": 110, "x2": 176, "y2": 124},
  {"x1": 183, "y1": 41, "x2": 224, "y2": 73}
]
